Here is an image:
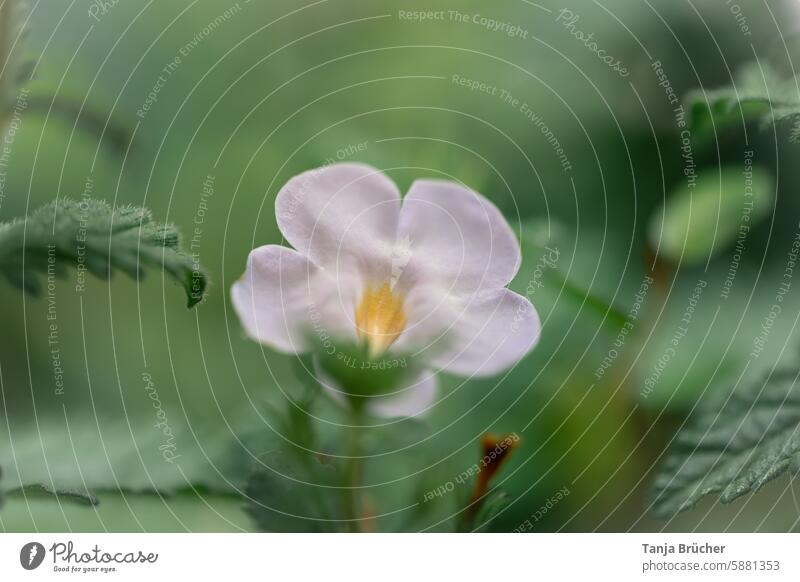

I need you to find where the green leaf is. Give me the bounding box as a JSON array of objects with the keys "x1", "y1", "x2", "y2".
[
  {"x1": 0, "y1": 410, "x2": 256, "y2": 497},
  {"x1": 648, "y1": 165, "x2": 773, "y2": 265},
  {"x1": 0, "y1": 489, "x2": 251, "y2": 532},
  {"x1": 649, "y1": 367, "x2": 800, "y2": 518},
  {"x1": 245, "y1": 448, "x2": 340, "y2": 532},
  {"x1": 5, "y1": 484, "x2": 98, "y2": 506},
  {"x1": 687, "y1": 61, "x2": 800, "y2": 141},
  {"x1": 0, "y1": 198, "x2": 207, "y2": 307}
]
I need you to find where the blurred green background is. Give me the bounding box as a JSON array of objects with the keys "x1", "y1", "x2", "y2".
[{"x1": 2, "y1": 0, "x2": 800, "y2": 532}]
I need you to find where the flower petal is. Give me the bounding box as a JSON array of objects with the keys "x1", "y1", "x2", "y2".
[
  {"x1": 395, "y1": 180, "x2": 521, "y2": 296},
  {"x1": 231, "y1": 245, "x2": 317, "y2": 354},
  {"x1": 430, "y1": 288, "x2": 540, "y2": 377},
  {"x1": 275, "y1": 163, "x2": 401, "y2": 272},
  {"x1": 366, "y1": 370, "x2": 438, "y2": 418},
  {"x1": 390, "y1": 282, "x2": 458, "y2": 354}
]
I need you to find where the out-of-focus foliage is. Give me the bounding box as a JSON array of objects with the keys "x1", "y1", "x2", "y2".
[
  {"x1": 688, "y1": 61, "x2": 800, "y2": 142},
  {"x1": 245, "y1": 449, "x2": 340, "y2": 532},
  {"x1": 648, "y1": 166, "x2": 774, "y2": 265}
]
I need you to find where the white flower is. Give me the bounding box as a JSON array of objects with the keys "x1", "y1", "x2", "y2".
[{"x1": 231, "y1": 163, "x2": 540, "y2": 418}]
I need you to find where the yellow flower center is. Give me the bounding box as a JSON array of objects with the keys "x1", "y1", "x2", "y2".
[{"x1": 354, "y1": 282, "x2": 406, "y2": 358}]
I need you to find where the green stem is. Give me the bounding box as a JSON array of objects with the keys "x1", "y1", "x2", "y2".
[{"x1": 344, "y1": 404, "x2": 364, "y2": 533}]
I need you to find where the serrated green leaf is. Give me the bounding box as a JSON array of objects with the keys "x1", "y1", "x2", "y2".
[
  {"x1": 0, "y1": 198, "x2": 207, "y2": 307},
  {"x1": 648, "y1": 165, "x2": 773, "y2": 265},
  {"x1": 0, "y1": 410, "x2": 255, "y2": 497},
  {"x1": 650, "y1": 367, "x2": 800, "y2": 518},
  {"x1": 687, "y1": 61, "x2": 800, "y2": 141},
  {"x1": 5, "y1": 483, "x2": 99, "y2": 506},
  {"x1": 0, "y1": 489, "x2": 251, "y2": 532}
]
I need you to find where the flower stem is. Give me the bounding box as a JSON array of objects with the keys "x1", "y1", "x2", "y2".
[{"x1": 344, "y1": 405, "x2": 364, "y2": 532}]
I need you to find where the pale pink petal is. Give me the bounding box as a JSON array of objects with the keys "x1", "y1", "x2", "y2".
[
  {"x1": 366, "y1": 370, "x2": 438, "y2": 418},
  {"x1": 394, "y1": 180, "x2": 521, "y2": 296},
  {"x1": 231, "y1": 245, "x2": 317, "y2": 354},
  {"x1": 275, "y1": 163, "x2": 401, "y2": 274},
  {"x1": 391, "y1": 283, "x2": 458, "y2": 354},
  {"x1": 430, "y1": 288, "x2": 540, "y2": 377}
]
